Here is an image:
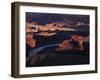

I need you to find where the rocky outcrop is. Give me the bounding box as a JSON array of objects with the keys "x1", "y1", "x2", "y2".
[
  {"x1": 36, "y1": 32, "x2": 56, "y2": 36},
  {"x1": 56, "y1": 40, "x2": 73, "y2": 51},
  {"x1": 56, "y1": 35, "x2": 88, "y2": 51},
  {"x1": 70, "y1": 35, "x2": 86, "y2": 50},
  {"x1": 26, "y1": 34, "x2": 36, "y2": 48},
  {"x1": 26, "y1": 22, "x2": 76, "y2": 32}
]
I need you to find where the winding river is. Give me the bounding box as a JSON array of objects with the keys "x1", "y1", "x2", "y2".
[{"x1": 29, "y1": 43, "x2": 59, "y2": 56}]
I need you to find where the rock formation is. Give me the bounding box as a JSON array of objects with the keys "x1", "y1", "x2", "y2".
[{"x1": 26, "y1": 34, "x2": 36, "y2": 48}]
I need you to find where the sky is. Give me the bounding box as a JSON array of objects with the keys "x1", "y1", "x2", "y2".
[{"x1": 26, "y1": 12, "x2": 89, "y2": 25}]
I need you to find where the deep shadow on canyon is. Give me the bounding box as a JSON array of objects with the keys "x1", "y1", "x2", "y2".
[{"x1": 26, "y1": 32, "x2": 89, "y2": 67}]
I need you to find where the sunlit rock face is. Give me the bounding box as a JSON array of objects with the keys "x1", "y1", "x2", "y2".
[
  {"x1": 26, "y1": 34, "x2": 36, "y2": 48},
  {"x1": 26, "y1": 27, "x2": 38, "y2": 33},
  {"x1": 56, "y1": 40, "x2": 73, "y2": 51},
  {"x1": 59, "y1": 40, "x2": 73, "y2": 49},
  {"x1": 36, "y1": 32, "x2": 56, "y2": 36},
  {"x1": 38, "y1": 26, "x2": 50, "y2": 31},
  {"x1": 70, "y1": 35, "x2": 87, "y2": 50},
  {"x1": 26, "y1": 22, "x2": 77, "y2": 33},
  {"x1": 56, "y1": 35, "x2": 89, "y2": 51}
]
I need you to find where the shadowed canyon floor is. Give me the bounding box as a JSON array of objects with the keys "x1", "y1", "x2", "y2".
[{"x1": 26, "y1": 49, "x2": 89, "y2": 67}]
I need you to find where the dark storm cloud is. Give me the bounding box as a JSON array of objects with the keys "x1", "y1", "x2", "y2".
[{"x1": 26, "y1": 12, "x2": 89, "y2": 25}]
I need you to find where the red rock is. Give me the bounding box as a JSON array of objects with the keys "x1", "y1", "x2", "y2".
[{"x1": 26, "y1": 35, "x2": 36, "y2": 48}]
